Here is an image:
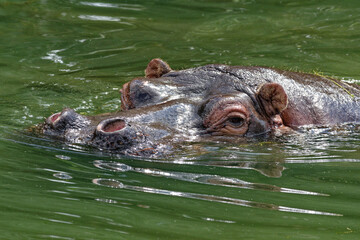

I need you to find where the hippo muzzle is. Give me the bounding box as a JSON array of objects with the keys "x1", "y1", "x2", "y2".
[{"x1": 43, "y1": 98, "x2": 201, "y2": 156}]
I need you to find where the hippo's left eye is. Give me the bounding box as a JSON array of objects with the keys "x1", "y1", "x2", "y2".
[
  {"x1": 137, "y1": 91, "x2": 153, "y2": 101},
  {"x1": 129, "y1": 81, "x2": 160, "y2": 108},
  {"x1": 226, "y1": 116, "x2": 245, "y2": 127},
  {"x1": 203, "y1": 103, "x2": 250, "y2": 136}
]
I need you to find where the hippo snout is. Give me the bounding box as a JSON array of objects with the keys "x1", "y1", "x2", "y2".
[
  {"x1": 42, "y1": 106, "x2": 171, "y2": 155},
  {"x1": 42, "y1": 108, "x2": 92, "y2": 143},
  {"x1": 93, "y1": 118, "x2": 155, "y2": 153},
  {"x1": 94, "y1": 118, "x2": 135, "y2": 150},
  {"x1": 46, "y1": 108, "x2": 85, "y2": 130}
]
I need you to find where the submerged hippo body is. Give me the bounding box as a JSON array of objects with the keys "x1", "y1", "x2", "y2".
[{"x1": 40, "y1": 59, "x2": 360, "y2": 156}]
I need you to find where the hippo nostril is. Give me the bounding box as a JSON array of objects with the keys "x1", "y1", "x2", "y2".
[
  {"x1": 46, "y1": 112, "x2": 62, "y2": 126},
  {"x1": 50, "y1": 112, "x2": 61, "y2": 123},
  {"x1": 102, "y1": 119, "x2": 126, "y2": 133},
  {"x1": 46, "y1": 108, "x2": 87, "y2": 130}
]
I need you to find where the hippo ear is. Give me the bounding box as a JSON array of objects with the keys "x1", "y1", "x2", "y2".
[
  {"x1": 256, "y1": 83, "x2": 288, "y2": 117},
  {"x1": 145, "y1": 58, "x2": 172, "y2": 78}
]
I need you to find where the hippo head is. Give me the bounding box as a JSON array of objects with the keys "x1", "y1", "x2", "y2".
[{"x1": 41, "y1": 59, "x2": 290, "y2": 156}]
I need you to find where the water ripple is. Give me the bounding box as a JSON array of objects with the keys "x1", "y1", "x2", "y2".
[
  {"x1": 202, "y1": 217, "x2": 236, "y2": 224},
  {"x1": 93, "y1": 160, "x2": 326, "y2": 196},
  {"x1": 79, "y1": 2, "x2": 145, "y2": 11},
  {"x1": 40, "y1": 217, "x2": 73, "y2": 225},
  {"x1": 92, "y1": 178, "x2": 341, "y2": 216},
  {"x1": 53, "y1": 172, "x2": 73, "y2": 180},
  {"x1": 78, "y1": 46, "x2": 135, "y2": 57},
  {"x1": 54, "y1": 212, "x2": 81, "y2": 218},
  {"x1": 78, "y1": 15, "x2": 135, "y2": 25},
  {"x1": 39, "y1": 177, "x2": 75, "y2": 185},
  {"x1": 39, "y1": 235, "x2": 74, "y2": 240}
]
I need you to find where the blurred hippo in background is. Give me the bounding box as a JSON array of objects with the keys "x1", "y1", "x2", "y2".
[{"x1": 38, "y1": 59, "x2": 360, "y2": 156}]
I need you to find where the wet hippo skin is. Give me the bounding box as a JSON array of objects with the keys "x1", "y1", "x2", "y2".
[{"x1": 38, "y1": 59, "x2": 360, "y2": 156}]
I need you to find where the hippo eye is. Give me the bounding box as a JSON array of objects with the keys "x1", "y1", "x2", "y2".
[
  {"x1": 131, "y1": 87, "x2": 159, "y2": 108},
  {"x1": 226, "y1": 116, "x2": 244, "y2": 127},
  {"x1": 202, "y1": 98, "x2": 250, "y2": 136},
  {"x1": 136, "y1": 91, "x2": 152, "y2": 102}
]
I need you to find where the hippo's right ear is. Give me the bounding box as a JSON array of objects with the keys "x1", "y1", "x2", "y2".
[
  {"x1": 256, "y1": 83, "x2": 288, "y2": 117},
  {"x1": 145, "y1": 58, "x2": 172, "y2": 78}
]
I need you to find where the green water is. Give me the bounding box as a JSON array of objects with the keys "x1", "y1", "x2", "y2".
[{"x1": 1, "y1": 0, "x2": 360, "y2": 239}]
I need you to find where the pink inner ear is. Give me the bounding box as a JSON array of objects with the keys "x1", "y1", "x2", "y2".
[
  {"x1": 50, "y1": 113, "x2": 61, "y2": 122},
  {"x1": 102, "y1": 120, "x2": 126, "y2": 132}
]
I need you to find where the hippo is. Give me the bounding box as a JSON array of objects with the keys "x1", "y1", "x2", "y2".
[{"x1": 38, "y1": 59, "x2": 360, "y2": 156}]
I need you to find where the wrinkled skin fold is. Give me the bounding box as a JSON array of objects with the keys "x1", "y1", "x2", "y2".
[{"x1": 37, "y1": 59, "x2": 360, "y2": 156}]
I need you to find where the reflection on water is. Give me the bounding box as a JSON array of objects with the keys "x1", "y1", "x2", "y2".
[
  {"x1": 78, "y1": 15, "x2": 135, "y2": 24},
  {"x1": 79, "y1": 1, "x2": 145, "y2": 11},
  {"x1": 92, "y1": 178, "x2": 340, "y2": 216},
  {"x1": 192, "y1": 161, "x2": 286, "y2": 177},
  {"x1": 5, "y1": 125, "x2": 360, "y2": 220},
  {"x1": 92, "y1": 159, "x2": 345, "y2": 216},
  {"x1": 89, "y1": 126, "x2": 360, "y2": 220},
  {"x1": 93, "y1": 160, "x2": 326, "y2": 196}
]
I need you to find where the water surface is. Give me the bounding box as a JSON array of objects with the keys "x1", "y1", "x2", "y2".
[{"x1": 1, "y1": 0, "x2": 360, "y2": 239}]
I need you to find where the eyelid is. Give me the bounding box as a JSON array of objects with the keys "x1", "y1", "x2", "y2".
[
  {"x1": 220, "y1": 111, "x2": 246, "y2": 127},
  {"x1": 226, "y1": 111, "x2": 247, "y2": 120},
  {"x1": 203, "y1": 103, "x2": 250, "y2": 133}
]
